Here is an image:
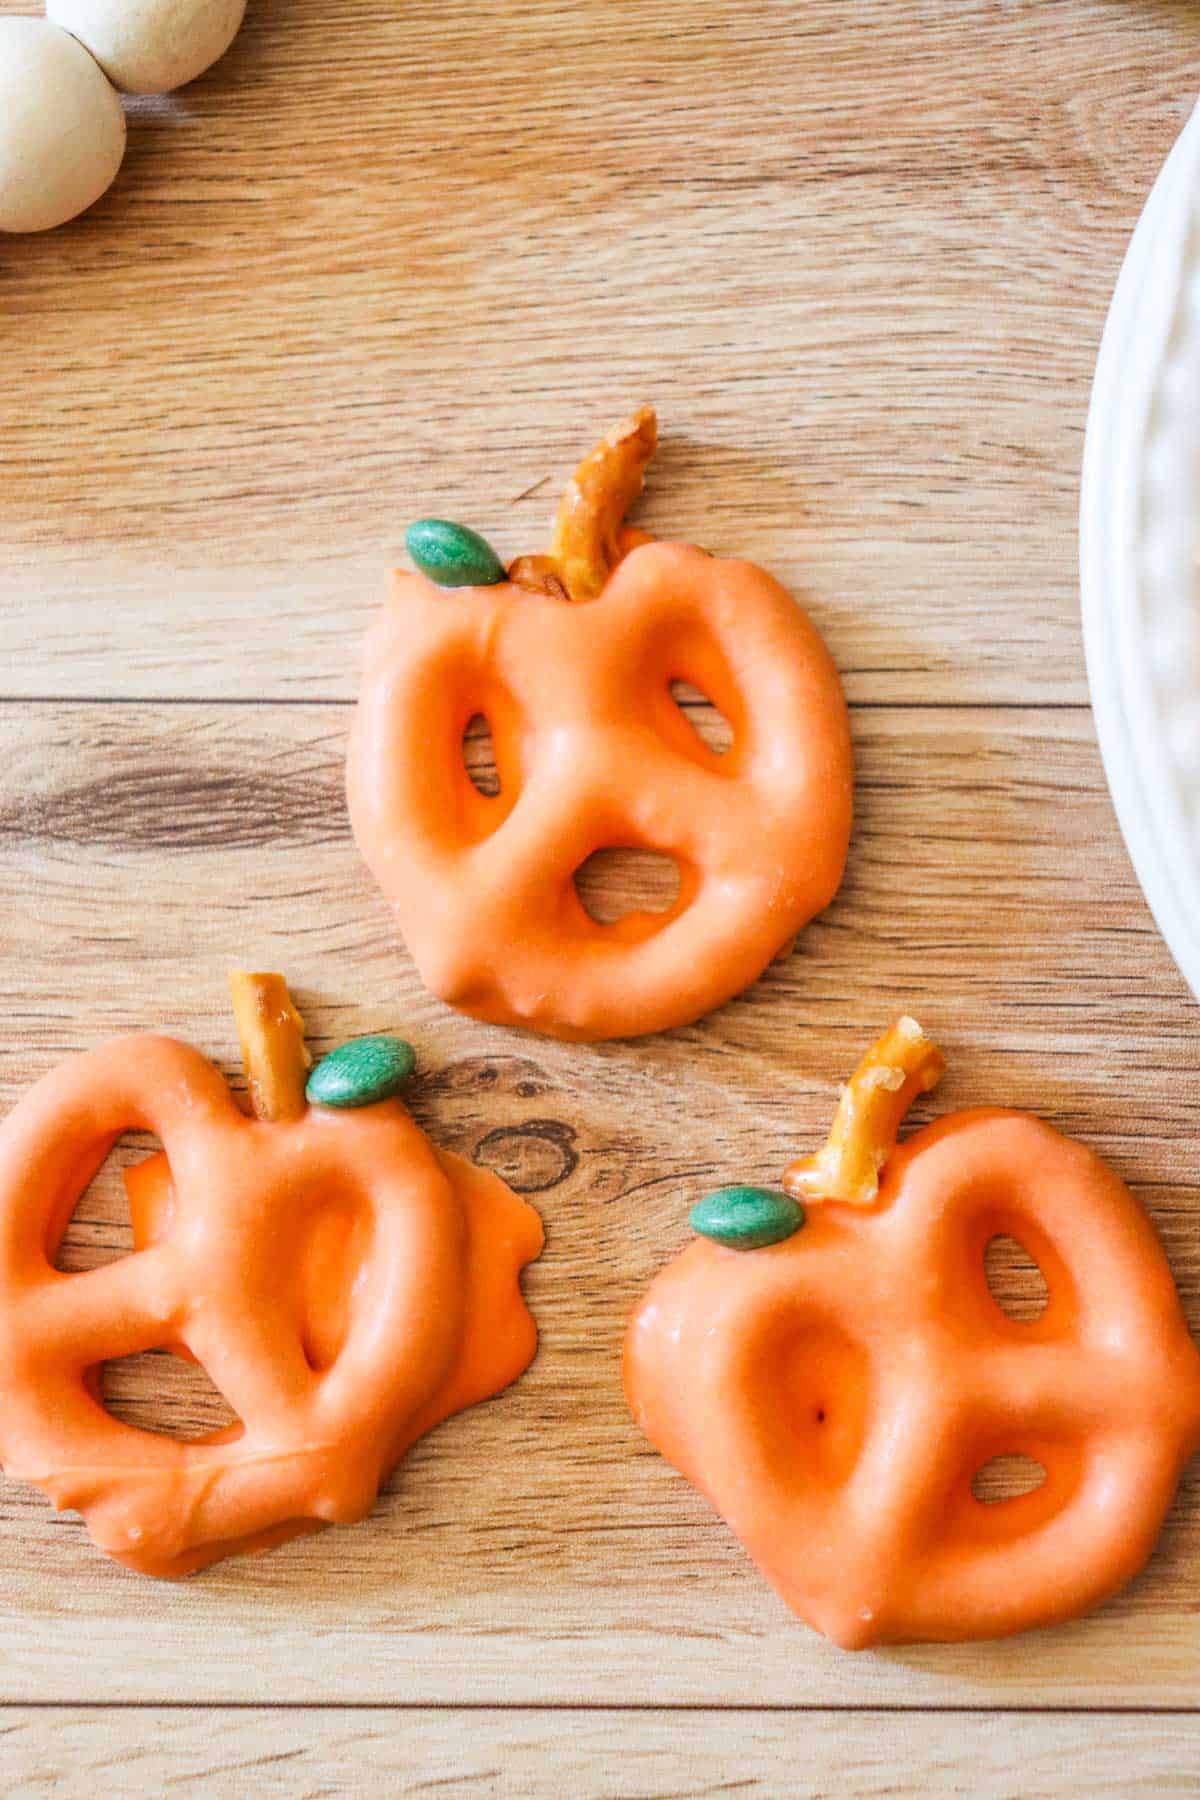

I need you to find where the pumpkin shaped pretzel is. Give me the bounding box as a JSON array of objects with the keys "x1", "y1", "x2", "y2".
[
  {"x1": 0, "y1": 975, "x2": 542, "y2": 1576},
  {"x1": 347, "y1": 408, "x2": 853, "y2": 1040},
  {"x1": 625, "y1": 1022, "x2": 1200, "y2": 1647}
]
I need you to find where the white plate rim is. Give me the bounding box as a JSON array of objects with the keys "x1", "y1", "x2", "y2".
[{"x1": 1081, "y1": 101, "x2": 1200, "y2": 1005}]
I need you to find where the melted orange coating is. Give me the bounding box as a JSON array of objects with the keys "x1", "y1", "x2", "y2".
[
  {"x1": 347, "y1": 535, "x2": 853, "y2": 1040},
  {"x1": 0, "y1": 1035, "x2": 542, "y2": 1576},
  {"x1": 625, "y1": 1110, "x2": 1200, "y2": 1648}
]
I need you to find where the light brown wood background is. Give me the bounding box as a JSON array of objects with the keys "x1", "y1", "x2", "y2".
[{"x1": 3, "y1": 0, "x2": 1200, "y2": 1793}]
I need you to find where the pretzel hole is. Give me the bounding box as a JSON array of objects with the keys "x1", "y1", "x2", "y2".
[
  {"x1": 574, "y1": 849, "x2": 683, "y2": 926},
  {"x1": 100, "y1": 1350, "x2": 242, "y2": 1444},
  {"x1": 984, "y1": 1234, "x2": 1049, "y2": 1323},
  {"x1": 462, "y1": 713, "x2": 500, "y2": 798},
  {"x1": 752, "y1": 1315, "x2": 869, "y2": 1490},
  {"x1": 669, "y1": 680, "x2": 733, "y2": 755},
  {"x1": 52, "y1": 1133, "x2": 160, "y2": 1272},
  {"x1": 292, "y1": 1190, "x2": 373, "y2": 1374},
  {"x1": 971, "y1": 1453, "x2": 1047, "y2": 1505}
]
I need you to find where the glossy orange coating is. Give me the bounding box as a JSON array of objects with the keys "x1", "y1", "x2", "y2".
[
  {"x1": 347, "y1": 530, "x2": 853, "y2": 1041},
  {"x1": 0, "y1": 1033, "x2": 542, "y2": 1577},
  {"x1": 625, "y1": 1069, "x2": 1200, "y2": 1647}
]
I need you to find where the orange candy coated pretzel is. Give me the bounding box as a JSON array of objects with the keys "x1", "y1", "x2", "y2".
[
  {"x1": 347, "y1": 409, "x2": 853, "y2": 1041},
  {"x1": 0, "y1": 976, "x2": 542, "y2": 1576},
  {"x1": 625, "y1": 1022, "x2": 1200, "y2": 1647}
]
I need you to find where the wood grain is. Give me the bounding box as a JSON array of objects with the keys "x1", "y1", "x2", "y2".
[
  {"x1": 1, "y1": 0, "x2": 1197, "y2": 706},
  {"x1": 0, "y1": 702, "x2": 1198, "y2": 1706},
  {"x1": 2, "y1": 1708, "x2": 1198, "y2": 1798}
]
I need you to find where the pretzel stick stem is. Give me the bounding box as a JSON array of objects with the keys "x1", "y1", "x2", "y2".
[
  {"x1": 782, "y1": 1017, "x2": 945, "y2": 1208},
  {"x1": 509, "y1": 405, "x2": 658, "y2": 603},
  {"x1": 228, "y1": 971, "x2": 311, "y2": 1123}
]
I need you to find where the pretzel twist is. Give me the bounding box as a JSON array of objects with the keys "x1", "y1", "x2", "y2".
[
  {"x1": 349, "y1": 541, "x2": 851, "y2": 1039},
  {"x1": 626, "y1": 1028, "x2": 1200, "y2": 1646},
  {"x1": 351, "y1": 411, "x2": 852, "y2": 1040},
  {"x1": 0, "y1": 981, "x2": 541, "y2": 1575}
]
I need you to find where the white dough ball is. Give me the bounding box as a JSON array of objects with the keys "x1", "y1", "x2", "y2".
[
  {"x1": 47, "y1": 0, "x2": 247, "y2": 94},
  {"x1": 0, "y1": 18, "x2": 125, "y2": 233}
]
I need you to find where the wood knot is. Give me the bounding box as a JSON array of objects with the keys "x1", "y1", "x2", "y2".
[{"x1": 473, "y1": 1120, "x2": 579, "y2": 1193}]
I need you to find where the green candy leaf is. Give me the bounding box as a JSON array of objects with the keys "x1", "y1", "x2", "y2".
[
  {"x1": 406, "y1": 519, "x2": 507, "y2": 588},
  {"x1": 689, "y1": 1185, "x2": 805, "y2": 1251},
  {"x1": 306, "y1": 1035, "x2": 416, "y2": 1109}
]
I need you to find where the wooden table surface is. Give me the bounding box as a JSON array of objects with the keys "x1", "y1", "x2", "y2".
[{"x1": 4, "y1": 0, "x2": 1200, "y2": 1792}]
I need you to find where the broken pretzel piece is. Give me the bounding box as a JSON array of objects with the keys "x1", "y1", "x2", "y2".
[
  {"x1": 228, "y1": 969, "x2": 311, "y2": 1123},
  {"x1": 782, "y1": 1016, "x2": 945, "y2": 1207},
  {"x1": 509, "y1": 405, "x2": 658, "y2": 602}
]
